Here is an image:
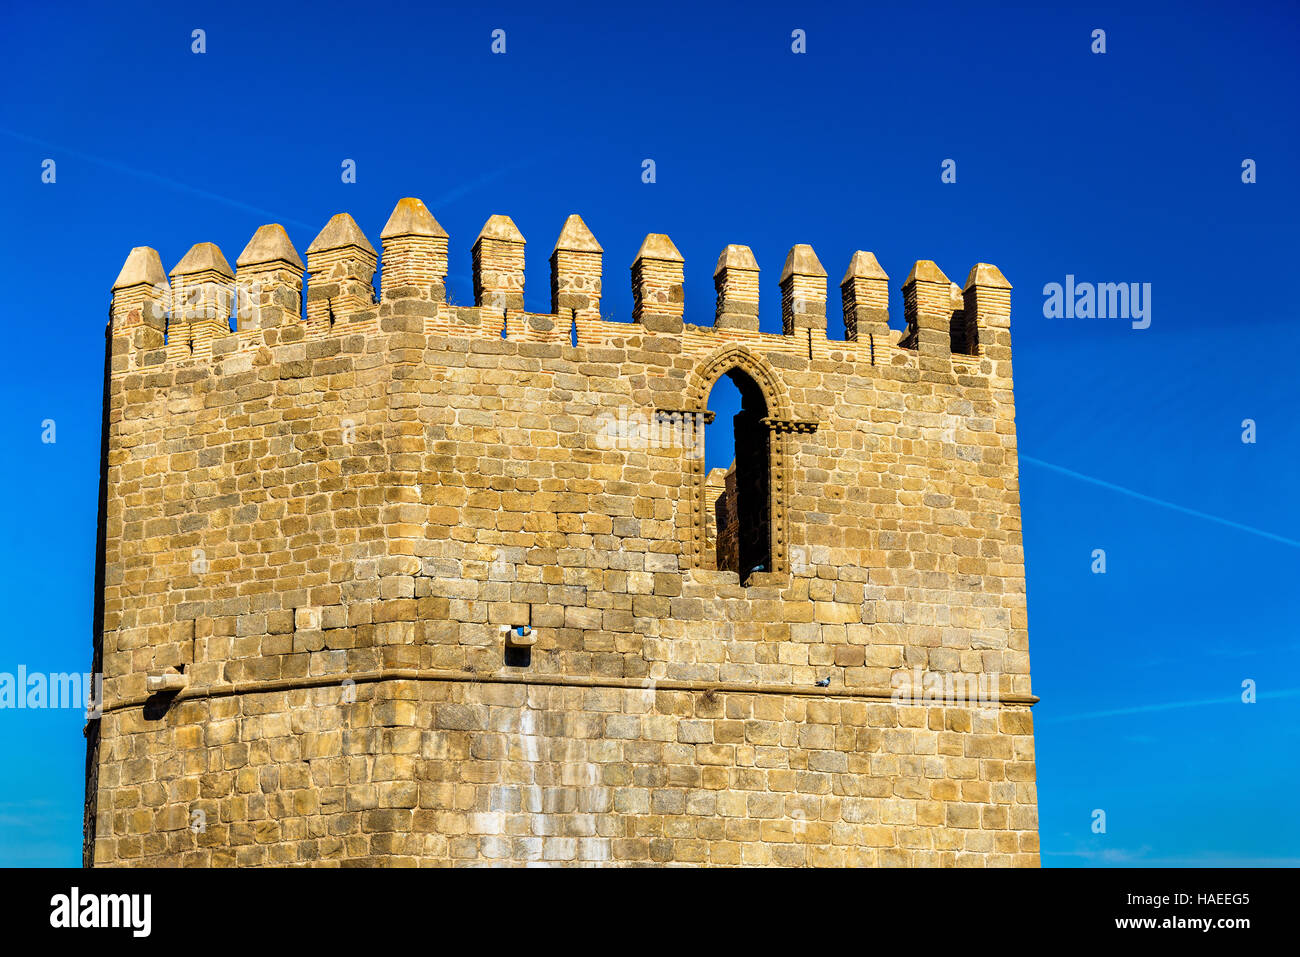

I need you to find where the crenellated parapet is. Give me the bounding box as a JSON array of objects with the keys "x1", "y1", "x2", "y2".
[
  {"x1": 713, "y1": 245, "x2": 760, "y2": 331},
  {"x1": 305, "y1": 213, "x2": 376, "y2": 335},
  {"x1": 551, "y1": 214, "x2": 603, "y2": 326},
  {"x1": 236, "y1": 224, "x2": 304, "y2": 337},
  {"x1": 963, "y1": 262, "x2": 1013, "y2": 361},
  {"x1": 631, "y1": 233, "x2": 685, "y2": 332},
  {"x1": 107, "y1": 198, "x2": 1013, "y2": 378},
  {"x1": 473, "y1": 214, "x2": 526, "y2": 319},
  {"x1": 840, "y1": 251, "x2": 890, "y2": 343},
  {"x1": 167, "y1": 242, "x2": 234, "y2": 361},
  {"x1": 380, "y1": 197, "x2": 448, "y2": 303},
  {"x1": 109, "y1": 247, "x2": 168, "y2": 371},
  {"x1": 900, "y1": 260, "x2": 952, "y2": 358},
  {"x1": 779, "y1": 244, "x2": 828, "y2": 337}
]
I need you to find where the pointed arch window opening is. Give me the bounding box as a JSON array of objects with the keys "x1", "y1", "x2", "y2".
[
  {"x1": 664, "y1": 345, "x2": 817, "y2": 585},
  {"x1": 702, "y1": 369, "x2": 773, "y2": 585}
]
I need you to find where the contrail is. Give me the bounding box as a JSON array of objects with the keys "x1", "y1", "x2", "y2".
[
  {"x1": 1020, "y1": 454, "x2": 1300, "y2": 549},
  {"x1": 3, "y1": 127, "x2": 543, "y2": 228},
  {"x1": 1040, "y1": 687, "x2": 1300, "y2": 723},
  {"x1": 1, "y1": 127, "x2": 314, "y2": 229},
  {"x1": 430, "y1": 156, "x2": 541, "y2": 208}
]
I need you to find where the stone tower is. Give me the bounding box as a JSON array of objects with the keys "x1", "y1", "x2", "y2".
[{"x1": 85, "y1": 198, "x2": 1038, "y2": 866}]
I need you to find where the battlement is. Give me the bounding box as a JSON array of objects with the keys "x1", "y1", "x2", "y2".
[{"x1": 109, "y1": 198, "x2": 1012, "y2": 379}]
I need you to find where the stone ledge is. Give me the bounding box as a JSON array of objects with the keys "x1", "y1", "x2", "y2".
[{"x1": 98, "y1": 666, "x2": 1040, "y2": 717}]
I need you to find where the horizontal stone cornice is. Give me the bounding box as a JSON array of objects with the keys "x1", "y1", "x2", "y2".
[{"x1": 94, "y1": 667, "x2": 1039, "y2": 717}]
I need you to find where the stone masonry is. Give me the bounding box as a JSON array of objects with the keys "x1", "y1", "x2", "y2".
[{"x1": 85, "y1": 197, "x2": 1038, "y2": 866}]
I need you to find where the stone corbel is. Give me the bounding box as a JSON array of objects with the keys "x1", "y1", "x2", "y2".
[
  {"x1": 761, "y1": 416, "x2": 818, "y2": 434},
  {"x1": 654, "y1": 408, "x2": 715, "y2": 425}
]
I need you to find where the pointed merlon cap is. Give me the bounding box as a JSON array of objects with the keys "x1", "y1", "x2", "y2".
[
  {"x1": 964, "y1": 262, "x2": 1012, "y2": 290},
  {"x1": 841, "y1": 250, "x2": 888, "y2": 285},
  {"x1": 381, "y1": 197, "x2": 448, "y2": 240},
  {"x1": 904, "y1": 260, "x2": 951, "y2": 285},
  {"x1": 169, "y1": 242, "x2": 234, "y2": 279},
  {"x1": 476, "y1": 214, "x2": 525, "y2": 244},
  {"x1": 714, "y1": 244, "x2": 759, "y2": 277},
  {"x1": 113, "y1": 246, "x2": 167, "y2": 290},
  {"x1": 237, "y1": 224, "x2": 305, "y2": 271},
  {"x1": 632, "y1": 233, "x2": 683, "y2": 265},
  {"x1": 779, "y1": 244, "x2": 827, "y2": 283},
  {"x1": 552, "y1": 214, "x2": 602, "y2": 255},
  {"x1": 307, "y1": 213, "x2": 376, "y2": 256}
]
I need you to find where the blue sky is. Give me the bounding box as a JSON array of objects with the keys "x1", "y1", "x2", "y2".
[{"x1": 0, "y1": 0, "x2": 1296, "y2": 866}]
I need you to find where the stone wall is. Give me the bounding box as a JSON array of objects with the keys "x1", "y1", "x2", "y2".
[{"x1": 88, "y1": 199, "x2": 1037, "y2": 866}]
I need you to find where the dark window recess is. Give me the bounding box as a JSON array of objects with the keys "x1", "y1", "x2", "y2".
[
  {"x1": 710, "y1": 369, "x2": 772, "y2": 585},
  {"x1": 950, "y1": 305, "x2": 978, "y2": 355}
]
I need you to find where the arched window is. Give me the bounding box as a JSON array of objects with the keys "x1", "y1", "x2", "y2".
[
  {"x1": 704, "y1": 369, "x2": 772, "y2": 583},
  {"x1": 662, "y1": 346, "x2": 817, "y2": 584}
]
